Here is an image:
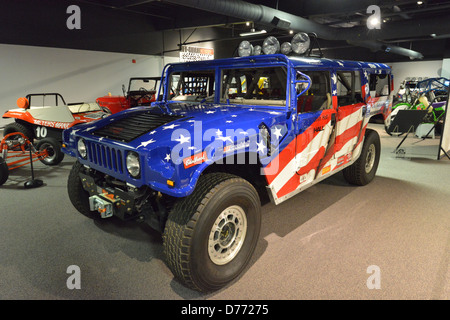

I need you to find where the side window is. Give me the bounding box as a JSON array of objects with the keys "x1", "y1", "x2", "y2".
[
  {"x1": 296, "y1": 70, "x2": 332, "y2": 113},
  {"x1": 221, "y1": 66, "x2": 287, "y2": 106},
  {"x1": 369, "y1": 73, "x2": 390, "y2": 97},
  {"x1": 168, "y1": 70, "x2": 215, "y2": 102},
  {"x1": 336, "y1": 71, "x2": 363, "y2": 106}
]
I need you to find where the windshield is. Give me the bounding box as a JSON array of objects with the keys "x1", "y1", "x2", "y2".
[
  {"x1": 129, "y1": 78, "x2": 159, "y2": 94},
  {"x1": 221, "y1": 66, "x2": 287, "y2": 107}
]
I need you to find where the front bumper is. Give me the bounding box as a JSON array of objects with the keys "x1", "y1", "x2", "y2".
[{"x1": 80, "y1": 172, "x2": 138, "y2": 220}]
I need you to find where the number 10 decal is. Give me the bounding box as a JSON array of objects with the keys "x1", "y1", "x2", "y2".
[{"x1": 36, "y1": 126, "x2": 48, "y2": 138}]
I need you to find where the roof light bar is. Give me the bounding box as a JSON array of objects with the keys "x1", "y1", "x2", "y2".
[{"x1": 237, "y1": 32, "x2": 311, "y2": 57}]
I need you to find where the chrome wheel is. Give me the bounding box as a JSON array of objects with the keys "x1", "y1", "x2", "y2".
[
  {"x1": 208, "y1": 205, "x2": 247, "y2": 265},
  {"x1": 365, "y1": 144, "x2": 376, "y2": 173},
  {"x1": 39, "y1": 141, "x2": 57, "y2": 164}
]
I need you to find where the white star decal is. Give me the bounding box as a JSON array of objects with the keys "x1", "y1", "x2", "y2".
[
  {"x1": 231, "y1": 114, "x2": 237, "y2": 117},
  {"x1": 331, "y1": 74, "x2": 337, "y2": 85},
  {"x1": 175, "y1": 134, "x2": 190, "y2": 144},
  {"x1": 272, "y1": 127, "x2": 283, "y2": 140},
  {"x1": 205, "y1": 110, "x2": 215, "y2": 114},
  {"x1": 226, "y1": 120, "x2": 233, "y2": 123},
  {"x1": 138, "y1": 139, "x2": 155, "y2": 148},
  {"x1": 217, "y1": 136, "x2": 233, "y2": 143},
  {"x1": 256, "y1": 140, "x2": 267, "y2": 154},
  {"x1": 216, "y1": 129, "x2": 223, "y2": 137},
  {"x1": 164, "y1": 154, "x2": 171, "y2": 162},
  {"x1": 163, "y1": 124, "x2": 179, "y2": 130}
]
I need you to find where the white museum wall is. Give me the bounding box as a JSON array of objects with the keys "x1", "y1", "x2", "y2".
[
  {"x1": 441, "y1": 58, "x2": 450, "y2": 79},
  {"x1": 0, "y1": 44, "x2": 179, "y2": 127},
  {"x1": 388, "y1": 60, "x2": 444, "y2": 93}
]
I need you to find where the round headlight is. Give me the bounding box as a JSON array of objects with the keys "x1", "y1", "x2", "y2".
[
  {"x1": 253, "y1": 45, "x2": 262, "y2": 55},
  {"x1": 262, "y1": 36, "x2": 280, "y2": 55},
  {"x1": 291, "y1": 32, "x2": 310, "y2": 54},
  {"x1": 77, "y1": 138, "x2": 87, "y2": 159},
  {"x1": 126, "y1": 152, "x2": 140, "y2": 178},
  {"x1": 281, "y1": 42, "x2": 292, "y2": 55},
  {"x1": 238, "y1": 40, "x2": 253, "y2": 57}
]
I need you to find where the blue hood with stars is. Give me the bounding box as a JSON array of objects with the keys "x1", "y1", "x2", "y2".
[{"x1": 62, "y1": 102, "x2": 291, "y2": 197}]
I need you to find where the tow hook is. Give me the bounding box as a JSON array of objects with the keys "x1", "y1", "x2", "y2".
[{"x1": 89, "y1": 194, "x2": 118, "y2": 218}]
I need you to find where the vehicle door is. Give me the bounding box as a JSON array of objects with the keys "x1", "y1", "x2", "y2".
[
  {"x1": 333, "y1": 70, "x2": 366, "y2": 167},
  {"x1": 269, "y1": 69, "x2": 336, "y2": 200}
]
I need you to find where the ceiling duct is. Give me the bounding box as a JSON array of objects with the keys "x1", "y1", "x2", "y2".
[{"x1": 162, "y1": 0, "x2": 424, "y2": 59}]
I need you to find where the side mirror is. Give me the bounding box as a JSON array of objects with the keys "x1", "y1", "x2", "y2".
[{"x1": 122, "y1": 84, "x2": 126, "y2": 96}]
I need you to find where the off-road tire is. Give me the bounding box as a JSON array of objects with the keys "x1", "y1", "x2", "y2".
[
  {"x1": 35, "y1": 137, "x2": 64, "y2": 166},
  {"x1": 343, "y1": 129, "x2": 381, "y2": 186},
  {"x1": 68, "y1": 161, "x2": 99, "y2": 219},
  {"x1": 0, "y1": 157, "x2": 9, "y2": 186},
  {"x1": 163, "y1": 172, "x2": 261, "y2": 292},
  {"x1": 3, "y1": 122, "x2": 34, "y2": 141}
]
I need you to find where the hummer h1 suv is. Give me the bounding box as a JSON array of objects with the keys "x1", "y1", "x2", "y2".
[{"x1": 62, "y1": 52, "x2": 393, "y2": 292}]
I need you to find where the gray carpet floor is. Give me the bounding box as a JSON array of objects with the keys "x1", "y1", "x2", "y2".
[{"x1": 0, "y1": 123, "x2": 448, "y2": 300}]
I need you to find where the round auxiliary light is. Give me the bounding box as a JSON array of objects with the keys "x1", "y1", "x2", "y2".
[
  {"x1": 253, "y1": 45, "x2": 262, "y2": 55},
  {"x1": 262, "y1": 36, "x2": 280, "y2": 55},
  {"x1": 238, "y1": 40, "x2": 253, "y2": 57},
  {"x1": 126, "y1": 151, "x2": 141, "y2": 178},
  {"x1": 281, "y1": 42, "x2": 292, "y2": 55},
  {"x1": 291, "y1": 32, "x2": 310, "y2": 55},
  {"x1": 77, "y1": 138, "x2": 87, "y2": 159}
]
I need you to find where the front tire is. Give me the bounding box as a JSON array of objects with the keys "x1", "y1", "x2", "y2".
[
  {"x1": 3, "y1": 122, "x2": 34, "y2": 141},
  {"x1": 0, "y1": 157, "x2": 9, "y2": 186},
  {"x1": 163, "y1": 173, "x2": 261, "y2": 292},
  {"x1": 35, "y1": 137, "x2": 64, "y2": 166},
  {"x1": 343, "y1": 129, "x2": 381, "y2": 186},
  {"x1": 67, "y1": 161, "x2": 99, "y2": 219}
]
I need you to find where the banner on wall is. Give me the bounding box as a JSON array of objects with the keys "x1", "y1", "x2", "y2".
[
  {"x1": 179, "y1": 45, "x2": 214, "y2": 62},
  {"x1": 438, "y1": 96, "x2": 450, "y2": 159}
]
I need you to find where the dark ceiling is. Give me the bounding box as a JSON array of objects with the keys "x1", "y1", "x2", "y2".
[{"x1": 1, "y1": 0, "x2": 450, "y2": 62}]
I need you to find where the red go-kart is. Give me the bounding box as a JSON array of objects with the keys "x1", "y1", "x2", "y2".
[{"x1": 96, "y1": 77, "x2": 161, "y2": 114}]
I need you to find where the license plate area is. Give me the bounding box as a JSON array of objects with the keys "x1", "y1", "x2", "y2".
[{"x1": 80, "y1": 172, "x2": 136, "y2": 220}]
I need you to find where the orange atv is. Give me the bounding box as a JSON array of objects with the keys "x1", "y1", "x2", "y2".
[{"x1": 2, "y1": 93, "x2": 108, "y2": 165}]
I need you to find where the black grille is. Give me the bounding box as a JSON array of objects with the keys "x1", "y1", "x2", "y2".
[
  {"x1": 86, "y1": 141, "x2": 124, "y2": 174},
  {"x1": 92, "y1": 111, "x2": 183, "y2": 142}
]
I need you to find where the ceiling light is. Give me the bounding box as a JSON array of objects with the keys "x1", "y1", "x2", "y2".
[
  {"x1": 417, "y1": 1, "x2": 423, "y2": 5},
  {"x1": 367, "y1": 16, "x2": 381, "y2": 29},
  {"x1": 239, "y1": 29, "x2": 267, "y2": 37}
]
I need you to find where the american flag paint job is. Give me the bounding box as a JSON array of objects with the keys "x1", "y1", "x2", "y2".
[{"x1": 62, "y1": 54, "x2": 392, "y2": 203}]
